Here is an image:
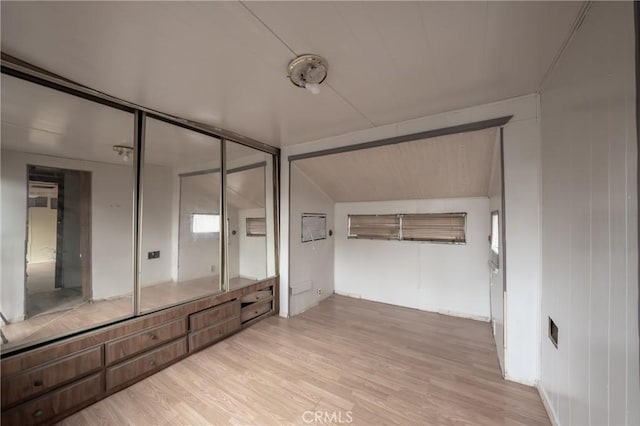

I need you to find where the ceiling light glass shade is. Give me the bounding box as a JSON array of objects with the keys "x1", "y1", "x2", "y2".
[
  {"x1": 287, "y1": 54, "x2": 328, "y2": 92},
  {"x1": 305, "y1": 83, "x2": 321, "y2": 95}
]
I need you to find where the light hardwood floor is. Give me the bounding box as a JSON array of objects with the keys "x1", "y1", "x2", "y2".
[
  {"x1": 1, "y1": 276, "x2": 258, "y2": 352},
  {"x1": 59, "y1": 295, "x2": 550, "y2": 426}
]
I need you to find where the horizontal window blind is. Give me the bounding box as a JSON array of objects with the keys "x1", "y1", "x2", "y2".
[
  {"x1": 347, "y1": 212, "x2": 466, "y2": 243},
  {"x1": 348, "y1": 214, "x2": 400, "y2": 240},
  {"x1": 402, "y1": 213, "x2": 466, "y2": 243},
  {"x1": 246, "y1": 217, "x2": 266, "y2": 237}
]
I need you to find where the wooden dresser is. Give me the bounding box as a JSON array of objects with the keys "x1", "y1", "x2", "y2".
[{"x1": 0, "y1": 278, "x2": 277, "y2": 426}]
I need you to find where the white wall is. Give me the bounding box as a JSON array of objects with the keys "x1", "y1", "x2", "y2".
[
  {"x1": 281, "y1": 94, "x2": 541, "y2": 384},
  {"x1": 334, "y1": 197, "x2": 490, "y2": 320},
  {"x1": 488, "y1": 133, "x2": 505, "y2": 373},
  {"x1": 539, "y1": 3, "x2": 639, "y2": 425},
  {"x1": 176, "y1": 173, "x2": 222, "y2": 283},
  {"x1": 1, "y1": 150, "x2": 135, "y2": 320},
  {"x1": 140, "y1": 164, "x2": 174, "y2": 286},
  {"x1": 237, "y1": 208, "x2": 267, "y2": 280},
  {"x1": 289, "y1": 164, "x2": 334, "y2": 316},
  {"x1": 503, "y1": 111, "x2": 541, "y2": 385}
]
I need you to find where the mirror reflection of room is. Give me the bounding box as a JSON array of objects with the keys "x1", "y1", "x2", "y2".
[
  {"x1": 226, "y1": 142, "x2": 276, "y2": 290},
  {"x1": 26, "y1": 166, "x2": 91, "y2": 319},
  {"x1": 0, "y1": 74, "x2": 135, "y2": 351},
  {"x1": 139, "y1": 118, "x2": 223, "y2": 313}
]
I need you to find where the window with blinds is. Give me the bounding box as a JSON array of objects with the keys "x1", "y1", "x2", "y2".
[
  {"x1": 402, "y1": 213, "x2": 466, "y2": 243},
  {"x1": 348, "y1": 212, "x2": 466, "y2": 243},
  {"x1": 246, "y1": 217, "x2": 266, "y2": 237},
  {"x1": 347, "y1": 214, "x2": 400, "y2": 240}
]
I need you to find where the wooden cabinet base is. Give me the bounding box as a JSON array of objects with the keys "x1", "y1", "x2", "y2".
[
  {"x1": 2, "y1": 374, "x2": 102, "y2": 426},
  {"x1": 0, "y1": 277, "x2": 278, "y2": 425}
]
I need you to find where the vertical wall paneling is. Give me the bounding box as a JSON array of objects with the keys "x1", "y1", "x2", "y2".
[{"x1": 539, "y1": 3, "x2": 640, "y2": 424}]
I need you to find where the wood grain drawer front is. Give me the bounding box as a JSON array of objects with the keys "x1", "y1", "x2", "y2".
[
  {"x1": 105, "y1": 319, "x2": 187, "y2": 365},
  {"x1": 189, "y1": 317, "x2": 241, "y2": 352},
  {"x1": 106, "y1": 338, "x2": 187, "y2": 391},
  {"x1": 241, "y1": 300, "x2": 272, "y2": 323},
  {"x1": 240, "y1": 289, "x2": 273, "y2": 304},
  {"x1": 1, "y1": 373, "x2": 101, "y2": 426},
  {"x1": 1, "y1": 346, "x2": 102, "y2": 408},
  {"x1": 189, "y1": 300, "x2": 240, "y2": 332}
]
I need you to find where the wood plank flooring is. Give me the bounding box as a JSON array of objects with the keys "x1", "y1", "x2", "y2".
[
  {"x1": 59, "y1": 295, "x2": 549, "y2": 425},
  {"x1": 1, "y1": 277, "x2": 258, "y2": 352}
]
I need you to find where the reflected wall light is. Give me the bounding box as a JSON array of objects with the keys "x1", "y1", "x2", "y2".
[{"x1": 113, "y1": 145, "x2": 134, "y2": 162}]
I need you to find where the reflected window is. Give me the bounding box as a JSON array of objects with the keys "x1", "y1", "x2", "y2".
[
  {"x1": 246, "y1": 217, "x2": 266, "y2": 237},
  {"x1": 490, "y1": 211, "x2": 500, "y2": 269},
  {"x1": 192, "y1": 213, "x2": 220, "y2": 234}
]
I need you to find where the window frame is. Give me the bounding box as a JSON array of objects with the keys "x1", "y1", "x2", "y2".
[
  {"x1": 191, "y1": 212, "x2": 221, "y2": 234},
  {"x1": 246, "y1": 217, "x2": 266, "y2": 237},
  {"x1": 347, "y1": 212, "x2": 467, "y2": 244}
]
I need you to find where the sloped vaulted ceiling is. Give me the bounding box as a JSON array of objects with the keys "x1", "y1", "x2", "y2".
[{"x1": 293, "y1": 127, "x2": 498, "y2": 202}]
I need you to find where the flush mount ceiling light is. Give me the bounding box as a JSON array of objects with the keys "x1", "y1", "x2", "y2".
[
  {"x1": 113, "y1": 145, "x2": 134, "y2": 162},
  {"x1": 287, "y1": 54, "x2": 328, "y2": 95}
]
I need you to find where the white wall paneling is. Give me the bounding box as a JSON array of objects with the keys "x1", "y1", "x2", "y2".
[
  {"x1": 288, "y1": 164, "x2": 335, "y2": 316},
  {"x1": 334, "y1": 197, "x2": 490, "y2": 320},
  {"x1": 539, "y1": 2, "x2": 639, "y2": 425},
  {"x1": 488, "y1": 129, "x2": 505, "y2": 373}
]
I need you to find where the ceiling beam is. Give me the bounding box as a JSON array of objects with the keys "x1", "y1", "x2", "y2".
[{"x1": 288, "y1": 115, "x2": 513, "y2": 162}]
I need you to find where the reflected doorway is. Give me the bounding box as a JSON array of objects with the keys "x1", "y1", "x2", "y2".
[{"x1": 25, "y1": 165, "x2": 91, "y2": 318}]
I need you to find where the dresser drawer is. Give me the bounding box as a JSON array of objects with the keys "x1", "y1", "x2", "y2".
[
  {"x1": 105, "y1": 319, "x2": 187, "y2": 365},
  {"x1": 189, "y1": 300, "x2": 240, "y2": 332},
  {"x1": 189, "y1": 316, "x2": 241, "y2": 352},
  {"x1": 106, "y1": 338, "x2": 187, "y2": 391},
  {"x1": 1, "y1": 346, "x2": 102, "y2": 408},
  {"x1": 240, "y1": 289, "x2": 273, "y2": 304},
  {"x1": 1, "y1": 373, "x2": 101, "y2": 426},
  {"x1": 241, "y1": 300, "x2": 272, "y2": 323}
]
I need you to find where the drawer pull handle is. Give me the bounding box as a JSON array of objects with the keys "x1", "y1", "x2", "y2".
[
  {"x1": 33, "y1": 410, "x2": 43, "y2": 417},
  {"x1": 33, "y1": 379, "x2": 44, "y2": 387},
  {"x1": 149, "y1": 334, "x2": 157, "y2": 340},
  {"x1": 149, "y1": 360, "x2": 157, "y2": 367}
]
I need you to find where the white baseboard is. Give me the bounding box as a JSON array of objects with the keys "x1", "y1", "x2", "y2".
[
  {"x1": 536, "y1": 382, "x2": 559, "y2": 426},
  {"x1": 504, "y1": 374, "x2": 537, "y2": 387},
  {"x1": 334, "y1": 292, "x2": 489, "y2": 322},
  {"x1": 436, "y1": 309, "x2": 490, "y2": 322},
  {"x1": 334, "y1": 290, "x2": 361, "y2": 299}
]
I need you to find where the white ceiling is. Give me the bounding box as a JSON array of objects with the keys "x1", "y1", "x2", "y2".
[
  {"x1": 1, "y1": 74, "x2": 267, "y2": 168},
  {"x1": 1, "y1": 1, "x2": 582, "y2": 147},
  {"x1": 184, "y1": 167, "x2": 266, "y2": 211},
  {"x1": 294, "y1": 127, "x2": 498, "y2": 202}
]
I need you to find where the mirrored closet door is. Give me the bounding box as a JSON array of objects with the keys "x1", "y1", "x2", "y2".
[
  {"x1": 0, "y1": 73, "x2": 136, "y2": 351},
  {"x1": 225, "y1": 141, "x2": 277, "y2": 290},
  {"x1": 139, "y1": 117, "x2": 223, "y2": 313}
]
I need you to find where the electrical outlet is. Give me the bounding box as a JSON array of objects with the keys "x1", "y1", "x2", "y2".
[
  {"x1": 148, "y1": 251, "x2": 160, "y2": 259},
  {"x1": 317, "y1": 288, "x2": 322, "y2": 296}
]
